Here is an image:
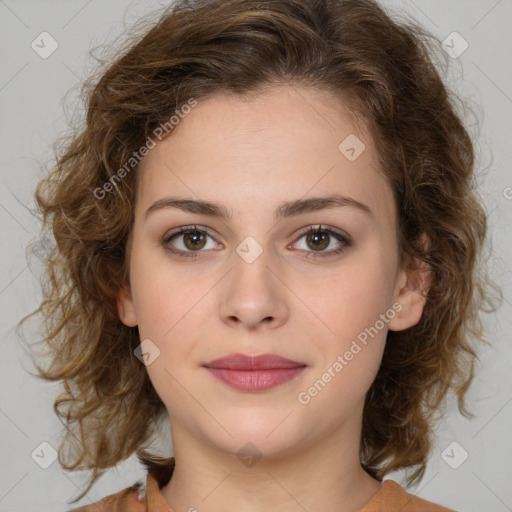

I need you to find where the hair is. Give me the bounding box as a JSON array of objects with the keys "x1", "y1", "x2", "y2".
[{"x1": 19, "y1": 0, "x2": 501, "y2": 503}]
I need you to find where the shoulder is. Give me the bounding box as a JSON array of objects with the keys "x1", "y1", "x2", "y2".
[
  {"x1": 361, "y1": 479, "x2": 457, "y2": 512},
  {"x1": 66, "y1": 483, "x2": 144, "y2": 512}
]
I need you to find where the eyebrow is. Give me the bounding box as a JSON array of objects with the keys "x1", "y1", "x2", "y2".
[{"x1": 144, "y1": 193, "x2": 373, "y2": 221}]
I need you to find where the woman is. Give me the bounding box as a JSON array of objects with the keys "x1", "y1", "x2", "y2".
[{"x1": 22, "y1": 0, "x2": 499, "y2": 510}]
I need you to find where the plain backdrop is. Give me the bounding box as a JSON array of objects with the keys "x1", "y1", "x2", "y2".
[{"x1": 0, "y1": 0, "x2": 511, "y2": 511}]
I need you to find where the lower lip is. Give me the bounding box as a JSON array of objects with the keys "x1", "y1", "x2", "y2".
[{"x1": 205, "y1": 367, "x2": 306, "y2": 392}]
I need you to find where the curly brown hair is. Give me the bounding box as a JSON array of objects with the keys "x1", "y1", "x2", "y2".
[{"x1": 19, "y1": 0, "x2": 501, "y2": 503}]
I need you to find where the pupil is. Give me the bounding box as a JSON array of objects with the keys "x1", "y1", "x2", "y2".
[
  {"x1": 309, "y1": 231, "x2": 328, "y2": 250},
  {"x1": 186, "y1": 231, "x2": 204, "y2": 248}
]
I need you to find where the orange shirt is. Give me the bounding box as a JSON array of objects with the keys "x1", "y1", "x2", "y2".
[{"x1": 69, "y1": 460, "x2": 455, "y2": 512}]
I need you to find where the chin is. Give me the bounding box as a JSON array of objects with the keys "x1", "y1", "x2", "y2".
[{"x1": 201, "y1": 415, "x2": 308, "y2": 461}]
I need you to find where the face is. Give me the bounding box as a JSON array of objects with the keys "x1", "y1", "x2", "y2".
[{"x1": 117, "y1": 84, "x2": 428, "y2": 460}]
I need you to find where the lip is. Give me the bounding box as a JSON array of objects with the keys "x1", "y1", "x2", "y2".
[
  {"x1": 203, "y1": 353, "x2": 307, "y2": 392},
  {"x1": 204, "y1": 353, "x2": 306, "y2": 370}
]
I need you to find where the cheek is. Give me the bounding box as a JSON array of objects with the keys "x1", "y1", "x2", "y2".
[
  {"x1": 129, "y1": 247, "x2": 204, "y2": 337},
  {"x1": 298, "y1": 294, "x2": 388, "y2": 414},
  {"x1": 128, "y1": 252, "x2": 203, "y2": 378},
  {"x1": 298, "y1": 341, "x2": 385, "y2": 420},
  {"x1": 309, "y1": 262, "x2": 393, "y2": 344},
  {"x1": 299, "y1": 256, "x2": 392, "y2": 395}
]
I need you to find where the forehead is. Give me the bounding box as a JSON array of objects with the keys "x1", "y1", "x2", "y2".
[{"x1": 135, "y1": 85, "x2": 395, "y2": 227}]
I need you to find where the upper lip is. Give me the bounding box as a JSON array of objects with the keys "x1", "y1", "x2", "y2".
[{"x1": 203, "y1": 353, "x2": 306, "y2": 370}]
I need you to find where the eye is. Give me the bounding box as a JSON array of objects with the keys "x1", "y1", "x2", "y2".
[
  {"x1": 290, "y1": 225, "x2": 352, "y2": 259},
  {"x1": 162, "y1": 224, "x2": 352, "y2": 260},
  {"x1": 162, "y1": 225, "x2": 220, "y2": 259}
]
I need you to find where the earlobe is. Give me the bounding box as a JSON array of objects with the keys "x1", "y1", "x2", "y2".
[
  {"x1": 116, "y1": 284, "x2": 138, "y2": 327},
  {"x1": 388, "y1": 255, "x2": 431, "y2": 332}
]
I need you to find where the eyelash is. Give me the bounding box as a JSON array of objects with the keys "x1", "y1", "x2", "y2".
[{"x1": 162, "y1": 224, "x2": 352, "y2": 260}]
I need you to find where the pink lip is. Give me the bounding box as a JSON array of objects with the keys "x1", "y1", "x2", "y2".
[{"x1": 203, "y1": 353, "x2": 307, "y2": 392}]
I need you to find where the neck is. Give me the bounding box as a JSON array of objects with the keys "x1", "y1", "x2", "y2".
[{"x1": 160, "y1": 413, "x2": 382, "y2": 512}]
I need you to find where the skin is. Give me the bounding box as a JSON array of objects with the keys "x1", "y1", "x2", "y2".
[{"x1": 117, "y1": 84, "x2": 430, "y2": 512}]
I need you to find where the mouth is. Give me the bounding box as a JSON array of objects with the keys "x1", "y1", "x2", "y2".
[{"x1": 203, "y1": 353, "x2": 307, "y2": 392}]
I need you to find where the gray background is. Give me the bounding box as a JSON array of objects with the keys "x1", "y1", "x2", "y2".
[{"x1": 1, "y1": 0, "x2": 511, "y2": 510}]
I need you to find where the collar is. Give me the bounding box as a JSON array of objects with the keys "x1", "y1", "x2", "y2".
[
  {"x1": 143, "y1": 457, "x2": 176, "y2": 511},
  {"x1": 138, "y1": 458, "x2": 431, "y2": 512}
]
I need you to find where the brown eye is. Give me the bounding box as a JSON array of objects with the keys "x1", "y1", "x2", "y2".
[
  {"x1": 181, "y1": 229, "x2": 207, "y2": 250},
  {"x1": 292, "y1": 225, "x2": 352, "y2": 259},
  {"x1": 162, "y1": 224, "x2": 352, "y2": 261},
  {"x1": 162, "y1": 225, "x2": 219, "y2": 259},
  {"x1": 305, "y1": 230, "x2": 329, "y2": 251}
]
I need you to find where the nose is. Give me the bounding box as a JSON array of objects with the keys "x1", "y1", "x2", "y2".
[{"x1": 217, "y1": 247, "x2": 290, "y2": 331}]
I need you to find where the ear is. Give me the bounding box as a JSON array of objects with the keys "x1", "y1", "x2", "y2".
[
  {"x1": 116, "y1": 283, "x2": 138, "y2": 327},
  {"x1": 388, "y1": 249, "x2": 432, "y2": 332}
]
